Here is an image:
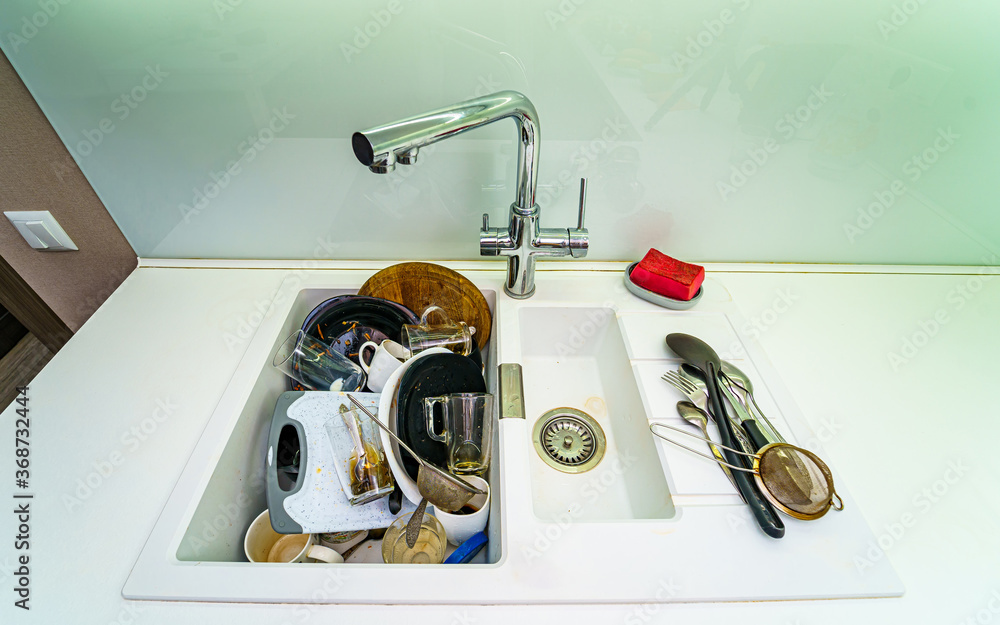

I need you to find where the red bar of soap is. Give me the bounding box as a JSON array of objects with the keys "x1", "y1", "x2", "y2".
[{"x1": 630, "y1": 249, "x2": 705, "y2": 301}]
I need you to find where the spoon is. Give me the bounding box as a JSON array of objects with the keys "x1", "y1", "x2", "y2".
[
  {"x1": 680, "y1": 364, "x2": 771, "y2": 452},
  {"x1": 676, "y1": 401, "x2": 742, "y2": 499},
  {"x1": 721, "y1": 361, "x2": 786, "y2": 444},
  {"x1": 678, "y1": 364, "x2": 758, "y2": 453},
  {"x1": 341, "y1": 408, "x2": 371, "y2": 489},
  {"x1": 665, "y1": 333, "x2": 784, "y2": 539}
]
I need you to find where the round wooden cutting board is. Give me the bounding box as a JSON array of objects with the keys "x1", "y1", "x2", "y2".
[{"x1": 358, "y1": 262, "x2": 492, "y2": 349}]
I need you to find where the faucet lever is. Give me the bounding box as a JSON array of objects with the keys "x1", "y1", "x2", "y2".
[
  {"x1": 482, "y1": 213, "x2": 489, "y2": 231},
  {"x1": 576, "y1": 178, "x2": 587, "y2": 230}
]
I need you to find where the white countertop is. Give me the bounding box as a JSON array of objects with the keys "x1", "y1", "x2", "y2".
[{"x1": 2, "y1": 261, "x2": 997, "y2": 624}]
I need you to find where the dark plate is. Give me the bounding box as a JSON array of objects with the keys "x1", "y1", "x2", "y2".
[
  {"x1": 396, "y1": 353, "x2": 486, "y2": 479},
  {"x1": 290, "y1": 295, "x2": 418, "y2": 391}
]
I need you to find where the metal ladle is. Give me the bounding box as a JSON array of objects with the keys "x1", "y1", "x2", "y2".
[{"x1": 347, "y1": 395, "x2": 486, "y2": 548}]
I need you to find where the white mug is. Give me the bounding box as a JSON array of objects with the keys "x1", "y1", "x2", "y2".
[
  {"x1": 244, "y1": 510, "x2": 344, "y2": 564},
  {"x1": 358, "y1": 339, "x2": 407, "y2": 393},
  {"x1": 431, "y1": 475, "x2": 490, "y2": 546}
]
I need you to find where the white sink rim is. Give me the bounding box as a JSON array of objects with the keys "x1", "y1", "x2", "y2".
[{"x1": 122, "y1": 269, "x2": 905, "y2": 604}]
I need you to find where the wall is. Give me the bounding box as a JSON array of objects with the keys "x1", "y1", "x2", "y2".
[
  {"x1": 0, "y1": 49, "x2": 136, "y2": 332},
  {"x1": 0, "y1": 1, "x2": 996, "y2": 266}
]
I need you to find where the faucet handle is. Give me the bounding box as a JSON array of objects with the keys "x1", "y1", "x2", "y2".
[
  {"x1": 482, "y1": 212, "x2": 489, "y2": 232},
  {"x1": 569, "y1": 178, "x2": 589, "y2": 259}
]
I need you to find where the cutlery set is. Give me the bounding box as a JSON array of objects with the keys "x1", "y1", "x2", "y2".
[{"x1": 652, "y1": 333, "x2": 842, "y2": 538}]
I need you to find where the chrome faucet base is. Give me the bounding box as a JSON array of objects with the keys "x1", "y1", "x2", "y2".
[
  {"x1": 505, "y1": 283, "x2": 536, "y2": 300},
  {"x1": 481, "y1": 201, "x2": 588, "y2": 299},
  {"x1": 353, "y1": 91, "x2": 589, "y2": 298}
]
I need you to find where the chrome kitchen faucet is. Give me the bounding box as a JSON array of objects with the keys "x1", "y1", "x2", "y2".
[{"x1": 352, "y1": 90, "x2": 589, "y2": 299}]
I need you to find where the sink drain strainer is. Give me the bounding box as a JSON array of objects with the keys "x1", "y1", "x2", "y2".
[{"x1": 533, "y1": 408, "x2": 606, "y2": 474}]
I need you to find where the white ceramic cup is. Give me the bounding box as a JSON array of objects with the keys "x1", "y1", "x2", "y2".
[
  {"x1": 358, "y1": 339, "x2": 407, "y2": 393},
  {"x1": 431, "y1": 475, "x2": 490, "y2": 546},
  {"x1": 244, "y1": 510, "x2": 344, "y2": 564}
]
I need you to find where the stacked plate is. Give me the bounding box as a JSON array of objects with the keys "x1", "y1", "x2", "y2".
[{"x1": 376, "y1": 348, "x2": 487, "y2": 505}]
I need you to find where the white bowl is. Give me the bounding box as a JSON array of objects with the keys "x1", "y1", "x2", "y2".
[{"x1": 378, "y1": 347, "x2": 452, "y2": 505}]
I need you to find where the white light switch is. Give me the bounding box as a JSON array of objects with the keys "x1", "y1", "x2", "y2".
[{"x1": 4, "y1": 211, "x2": 78, "y2": 251}]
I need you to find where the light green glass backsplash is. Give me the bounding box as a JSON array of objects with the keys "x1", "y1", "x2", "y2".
[{"x1": 2, "y1": 0, "x2": 996, "y2": 264}]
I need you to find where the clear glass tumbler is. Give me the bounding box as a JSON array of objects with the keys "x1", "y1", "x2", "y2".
[
  {"x1": 324, "y1": 408, "x2": 394, "y2": 506},
  {"x1": 381, "y1": 512, "x2": 447, "y2": 564},
  {"x1": 272, "y1": 330, "x2": 366, "y2": 391}
]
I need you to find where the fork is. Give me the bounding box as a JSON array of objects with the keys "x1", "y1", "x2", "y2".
[
  {"x1": 661, "y1": 370, "x2": 755, "y2": 456},
  {"x1": 661, "y1": 370, "x2": 707, "y2": 411}
]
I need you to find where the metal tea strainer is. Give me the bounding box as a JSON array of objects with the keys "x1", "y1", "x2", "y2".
[{"x1": 649, "y1": 423, "x2": 844, "y2": 520}]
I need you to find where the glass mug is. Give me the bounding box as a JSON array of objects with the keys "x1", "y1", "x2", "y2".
[
  {"x1": 423, "y1": 393, "x2": 494, "y2": 475},
  {"x1": 401, "y1": 306, "x2": 476, "y2": 357}
]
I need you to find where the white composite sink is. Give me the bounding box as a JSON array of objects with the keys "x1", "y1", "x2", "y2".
[
  {"x1": 519, "y1": 307, "x2": 673, "y2": 522},
  {"x1": 123, "y1": 268, "x2": 904, "y2": 604}
]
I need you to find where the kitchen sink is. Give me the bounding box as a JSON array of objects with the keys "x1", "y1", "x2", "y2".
[
  {"x1": 173, "y1": 286, "x2": 502, "y2": 566},
  {"x1": 124, "y1": 267, "x2": 903, "y2": 604},
  {"x1": 518, "y1": 307, "x2": 673, "y2": 522}
]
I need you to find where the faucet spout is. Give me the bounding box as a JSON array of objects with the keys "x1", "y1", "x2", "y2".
[{"x1": 352, "y1": 90, "x2": 540, "y2": 210}]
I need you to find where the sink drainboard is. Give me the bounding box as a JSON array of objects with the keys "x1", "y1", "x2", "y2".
[{"x1": 533, "y1": 407, "x2": 607, "y2": 473}]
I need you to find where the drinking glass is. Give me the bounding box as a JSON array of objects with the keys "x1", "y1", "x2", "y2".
[
  {"x1": 423, "y1": 393, "x2": 494, "y2": 475},
  {"x1": 272, "y1": 330, "x2": 366, "y2": 391},
  {"x1": 401, "y1": 306, "x2": 475, "y2": 357},
  {"x1": 324, "y1": 408, "x2": 394, "y2": 506}
]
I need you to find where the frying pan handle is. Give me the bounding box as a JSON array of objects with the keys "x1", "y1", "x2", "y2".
[{"x1": 707, "y1": 364, "x2": 785, "y2": 539}]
